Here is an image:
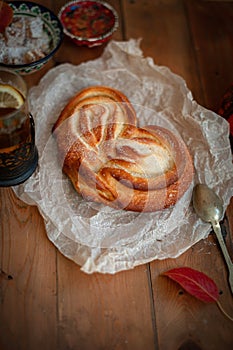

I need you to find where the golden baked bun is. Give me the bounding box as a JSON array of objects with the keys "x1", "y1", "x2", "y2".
[{"x1": 53, "y1": 86, "x2": 194, "y2": 212}]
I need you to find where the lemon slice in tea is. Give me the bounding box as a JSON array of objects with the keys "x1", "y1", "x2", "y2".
[{"x1": 0, "y1": 84, "x2": 24, "y2": 109}]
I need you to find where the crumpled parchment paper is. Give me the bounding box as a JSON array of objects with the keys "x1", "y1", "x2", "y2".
[{"x1": 14, "y1": 39, "x2": 233, "y2": 274}]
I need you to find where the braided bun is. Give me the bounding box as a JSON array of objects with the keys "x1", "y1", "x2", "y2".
[{"x1": 53, "y1": 86, "x2": 193, "y2": 212}]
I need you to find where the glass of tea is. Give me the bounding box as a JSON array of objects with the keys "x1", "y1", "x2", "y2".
[{"x1": 0, "y1": 68, "x2": 38, "y2": 186}]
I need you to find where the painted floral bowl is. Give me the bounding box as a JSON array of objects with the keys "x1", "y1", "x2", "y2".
[
  {"x1": 58, "y1": 0, "x2": 118, "y2": 47},
  {"x1": 0, "y1": 1, "x2": 63, "y2": 75}
]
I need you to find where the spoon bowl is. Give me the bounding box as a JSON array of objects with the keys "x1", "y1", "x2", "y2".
[
  {"x1": 193, "y1": 183, "x2": 223, "y2": 224},
  {"x1": 193, "y1": 183, "x2": 233, "y2": 294}
]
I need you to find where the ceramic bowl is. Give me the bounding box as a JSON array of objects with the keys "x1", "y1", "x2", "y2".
[
  {"x1": 0, "y1": 1, "x2": 63, "y2": 75},
  {"x1": 58, "y1": 0, "x2": 118, "y2": 47}
]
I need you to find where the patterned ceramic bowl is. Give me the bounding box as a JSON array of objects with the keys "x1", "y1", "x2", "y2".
[
  {"x1": 0, "y1": 1, "x2": 63, "y2": 75},
  {"x1": 58, "y1": 0, "x2": 118, "y2": 47}
]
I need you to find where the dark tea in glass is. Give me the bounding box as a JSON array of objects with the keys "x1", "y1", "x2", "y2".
[{"x1": 0, "y1": 68, "x2": 38, "y2": 186}]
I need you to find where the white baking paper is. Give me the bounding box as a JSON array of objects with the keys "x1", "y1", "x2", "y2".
[{"x1": 14, "y1": 39, "x2": 233, "y2": 274}]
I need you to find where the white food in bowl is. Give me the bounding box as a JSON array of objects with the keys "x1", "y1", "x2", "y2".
[{"x1": 0, "y1": 16, "x2": 50, "y2": 65}]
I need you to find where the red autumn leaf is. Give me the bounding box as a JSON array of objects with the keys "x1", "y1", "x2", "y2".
[
  {"x1": 0, "y1": 1, "x2": 13, "y2": 33},
  {"x1": 163, "y1": 267, "x2": 219, "y2": 303}
]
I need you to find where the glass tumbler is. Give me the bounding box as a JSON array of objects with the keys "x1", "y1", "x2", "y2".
[{"x1": 0, "y1": 68, "x2": 38, "y2": 186}]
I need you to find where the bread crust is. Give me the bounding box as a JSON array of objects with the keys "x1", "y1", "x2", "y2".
[{"x1": 53, "y1": 86, "x2": 194, "y2": 212}]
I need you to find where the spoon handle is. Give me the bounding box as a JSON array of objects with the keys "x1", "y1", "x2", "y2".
[{"x1": 212, "y1": 221, "x2": 233, "y2": 295}]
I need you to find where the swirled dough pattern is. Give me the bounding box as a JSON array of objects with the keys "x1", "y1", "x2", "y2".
[{"x1": 53, "y1": 86, "x2": 194, "y2": 212}]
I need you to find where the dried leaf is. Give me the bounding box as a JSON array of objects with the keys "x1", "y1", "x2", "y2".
[
  {"x1": 163, "y1": 267, "x2": 219, "y2": 303},
  {"x1": 163, "y1": 267, "x2": 233, "y2": 321}
]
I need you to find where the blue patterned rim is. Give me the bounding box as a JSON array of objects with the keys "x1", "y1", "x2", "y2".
[{"x1": 0, "y1": 1, "x2": 63, "y2": 73}]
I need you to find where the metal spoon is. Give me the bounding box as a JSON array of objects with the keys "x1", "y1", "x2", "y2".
[{"x1": 193, "y1": 183, "x2": 233, "y2": 294}]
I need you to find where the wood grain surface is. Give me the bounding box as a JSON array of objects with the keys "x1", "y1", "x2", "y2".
[{"x1": 0, "y1": 1, "x2": 233, "y2": 349}]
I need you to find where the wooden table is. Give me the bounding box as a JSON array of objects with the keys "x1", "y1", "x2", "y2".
[{"x1": 1, "y1": 1, "x2": 233, "y2": 349}]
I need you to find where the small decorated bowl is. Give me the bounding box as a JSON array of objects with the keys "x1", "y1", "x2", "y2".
[
  {"x1": 0, "y1": 1, "x2": 63, "y2": 75},
  {"x1": 58, "y1": 0, "x2": 118, "y2": 47}
]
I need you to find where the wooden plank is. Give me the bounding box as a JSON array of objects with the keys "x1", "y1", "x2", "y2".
[
  {"x1": 0, "y1": 1, "x2": 57, "y2": 349},
  {"x1": 148, "y1": 0, "x2": 233, "y2": 348},
  {"x1": 186, "y1": 0, "x2": 233, "y2": 112},
  {"x1": 121, "y1": 0, "x2": 205, "y2": 106},
  {"x1": 0, "y1": 189, "x2": 57, "y2": 350},
  {"x1": 57, "y1": 258, "x2": 156, "y2": 349},
  {"x1": 186, "y1": 0, "x2": 233, "y2": 271},
  {"x1": 54, "y1": 1, "x2": 156, "y2": 349}
]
